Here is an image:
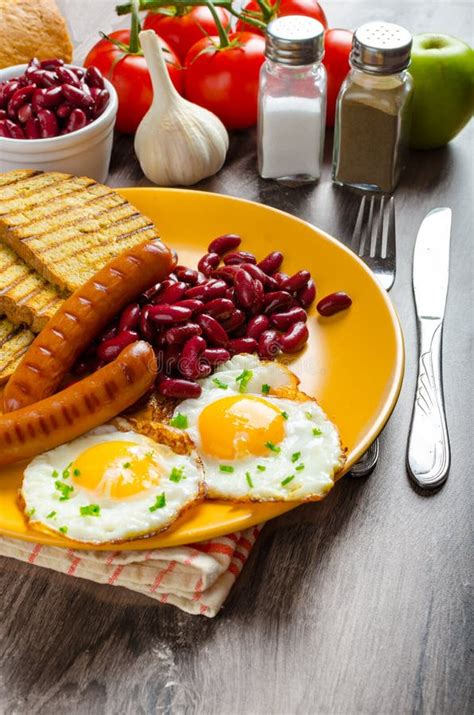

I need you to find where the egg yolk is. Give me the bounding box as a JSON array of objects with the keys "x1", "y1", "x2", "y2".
[
  {"x1": 198, "y1": 395, "x2": 285, "y2": 460},
  {"x1": 71, "y1": 441, "x2": 163, "y2": 499}
]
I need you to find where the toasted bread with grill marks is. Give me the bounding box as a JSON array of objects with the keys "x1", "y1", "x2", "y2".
[
  {"x1": 0, "y1": 171, "x2": 161, "y2": 293},
  {"x1": 0, "y1": 316, "x2": 34, "y2": 384}
]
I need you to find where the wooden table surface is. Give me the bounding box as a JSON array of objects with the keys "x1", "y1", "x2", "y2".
[{"x1": 1, "y1": 1, "x2": 472, "y2": 713}]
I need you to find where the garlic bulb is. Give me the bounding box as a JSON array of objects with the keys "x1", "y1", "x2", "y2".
[{"x1": 135, "y1": 30, "x2": 229, "y2": 186}]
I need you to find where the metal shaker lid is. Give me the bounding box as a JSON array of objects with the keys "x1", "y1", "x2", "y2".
[
  {"x1": 265, "y1": 15, "x2": 325, "y2": 66},
  {"x1": 351, "y1": 21, "x2": 412, "y2": 74}
]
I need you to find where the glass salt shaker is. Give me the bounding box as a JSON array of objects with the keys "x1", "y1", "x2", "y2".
[
  {"x1": 332, "y1": 22, "x2": 414, "y2": 193},
  {"x1": 258, "y1": 15, "x2": 327, "y2": 184}
]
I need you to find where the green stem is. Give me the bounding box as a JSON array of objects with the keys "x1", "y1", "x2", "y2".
[
  {"x1": 202, "y1": 0, "x2": 229, "y2": 48},
  {"x1": 116, "y1": 0, "x2": 231, "y2": 15},
  {"x1": 129, "y1": 0, "x2": 142, "y2": 53}
]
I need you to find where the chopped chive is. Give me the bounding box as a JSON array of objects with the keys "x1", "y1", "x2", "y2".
[
  {"x1": 212, "y1": 377, "x2": 228, "y2": 390},
  {"x1": 62, "y1": 462, "x2": 72, "y2": 479},
  {"x1": 219, "y1": 465, "x2": 234, "y2": 473},
  {"x1": 281, "y1": 411, "x2": 289, "y2": 420},
  {"x1": 245, "y1": 472, "x2": 254, "y2": 488},
  {"x1": 47, "y1": 510, "x2": 57, "y2": 519},
  {"x1": 313, "y1": 427, "x2": 322, "y2": 436},
  {"x1": 52, "y1": 469, "x2": 58, "y2": 478},
  {"x1": 123, "y1": 462, "x2": 131, "y2": 469},
  {"x1": 296, "y1": 464, "x2": 305, "y2": 471},
  {"x1": 305, "y1": 411, "x2": 313, "y2": 420},
  {"x1": 146, "y1": 451, "x2": 154, "y2": 458},
  {"x1": 281, "y1": 475, "x2": 295, "y2": 487},
  {"x1": 261, "y1": 383, "x2": 271, "y2": 395},
  {"x1": 149, "y1": 493, "x2": 166, "y2": 512},
  {"x1": 257, "y1": 465, "x2": 266, "y2": 472},
  {"x1": 59, "y1": 526, "x2": 68, "y2": 534},
  {"x1": 291, "y1": 451, "x2": 301, "y2": 463},
  {"x1": 236, "y1": 369, "x2": 253, "y2": 393},
  {"x1": 265, "y1": 441, "x2": 281, "y2": 454},
  {"x1": 55, "y1": 480, "x2": 74, "y2": 501},
  {"x1": 80, "y1": 504, "x2": 101, "y2": 517},
  {"x1": 170, "y1": 413, "x2": 188, "y2": 429},
  {"x1": 169, "y1": 466, "x2": 184, "y2": 483},
  {"x1": 73, "y1": 468, "x2": 81, "y2": 477},
  {"x1": 26, "y1": 508, "x2": 35, "y2": 517}
]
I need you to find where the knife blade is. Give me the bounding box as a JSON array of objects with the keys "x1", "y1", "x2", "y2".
[{"x1": 407, "y1": 207, "x2": 451, "y2": 489}]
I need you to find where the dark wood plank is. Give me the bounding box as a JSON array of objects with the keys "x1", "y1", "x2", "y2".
[{"x1": 0, "y1": 1, "x2": 472, "y2": 713}]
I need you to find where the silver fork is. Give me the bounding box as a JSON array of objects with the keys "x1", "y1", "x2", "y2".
[{"x1": 349, "y1": 194, "x2": 396, "y2": 477}]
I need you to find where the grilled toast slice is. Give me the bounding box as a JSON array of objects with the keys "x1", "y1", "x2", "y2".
[
  {"x1": 0, "y1": 316, "x2": 34, "y2": 385},
  {"x1": 0, "y1": 171, "x2": 160, "y2": 292}
]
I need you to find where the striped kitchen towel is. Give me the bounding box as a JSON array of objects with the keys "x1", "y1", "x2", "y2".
[{"x1": 0, "y1": 526, "x2": 262, "y2": 617}]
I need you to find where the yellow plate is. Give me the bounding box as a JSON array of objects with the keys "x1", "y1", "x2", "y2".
[{"x1": 0, "y1": 188, "x2": 404, "y2": 550}]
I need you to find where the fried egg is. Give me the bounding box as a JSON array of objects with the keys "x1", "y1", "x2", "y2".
[
  {"x1": 172, "y1": 355, "x2": 345, "y2": 501},
  {"x1": 21, "y1": 425, "x2": 204, "y2": 543}
]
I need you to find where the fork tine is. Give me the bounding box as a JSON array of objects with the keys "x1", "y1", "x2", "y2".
[
  {"x1": 362, "y1": 195, "x2": 375, "y2": 256},
  {"x1": 351, "y1": 195, "x2": 366, "y2": 253},
  {"x1": 372, "y1": 195, "x2": 385, "y2": 258},
  {"x1": 385, "y1": 196, "x2": 396, "y2": 261}
]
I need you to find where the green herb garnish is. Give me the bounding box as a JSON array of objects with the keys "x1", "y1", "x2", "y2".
[
  {"x1": 245, "y1": 472, "x2": 254, "y2": 488},
  {"x1": 219, "y1": 465, "x2": 234, "y2": 473},
  {"x1": 145, "y1": 451, "x2": 154, "y2": 459},
  {"x1": 62, "y1": 462, "x2": 72, "y2": 479},
  {"x1": 52, "y1": 469, "x2": 59, "y2": 478},
  {"x1": 80, "y1": 504, "x2": 101, "y2": 517},
  {"x1": 265, "y1": 441, "x2": 281, "y2": 454},
  {"x1": 169, "y1": 466, "x2": 184, "y2": 483},
  {"x1": 291, "y1": 452, "x2": 301, "y2": 463},
  {"x1": 281, "y1": 475, "x2": 295, "y2": 487},
  {"x1": 305, "y1": 411, "x2": 313, "y2": 420},
  {"x1": 149, "y1": 493, "x2": 166, "y2": 512},
  {"x1": 257, "y1": 465, "x2": 266, "y2": 472},
  {"x1": 55, "y1": 480, "x2": 74, "y2": 501},
  {"x1": 261, "y1": 384, "x2": 271, "y2": 395},
  {"x1": 59, "y1": 526, "x2": 68, "y2": 534},
  {"x1": 296, "y1": 464, "x2": 305, "y2": 471},
  {"x1": 281, "y1": 411, "x2": 289, "y2": 420},
  {"x1": 123, "y1": 462, "x2": 131, "y2": 469},
  {"x1": 212, "y1": 377, "x2": 228, "y2": 390},
  {"x1": 236, "y1": 369, "x2": 253, "y2": 393},
  {"x1": 47, "y1": 511, "x2": 57, "y2": 519},
  {"x1": 312, "y1": 427, "x2": 322, "y2": 436},
  {"x1": 73, "y1": 468, "x2": 80, "y2": 477},
  {"x1": 170, "y1": 413, "x2": 188, "y2": 429},
  {"x1": 26, "y1": 508, "x2": 35, "y2": 517}
]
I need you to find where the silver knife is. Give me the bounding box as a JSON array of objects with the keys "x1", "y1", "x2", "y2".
[{"x1": 407, "y1": 207, "x2": 451, "y2": 489}]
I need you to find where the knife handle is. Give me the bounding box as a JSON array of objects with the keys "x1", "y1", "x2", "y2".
[{"x1": 407, "y1": 318, "x2": 450, "y2": 489}]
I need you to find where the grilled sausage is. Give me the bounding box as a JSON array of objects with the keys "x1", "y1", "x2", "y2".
[
  {"x1": 4, "y1": 238, "x2": 174, "y2": 412},
  {"x1": 0, "y1": 341, "x2": 157, "y2": 467}
]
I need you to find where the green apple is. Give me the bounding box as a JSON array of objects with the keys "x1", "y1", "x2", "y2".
[{"x1": 409, "y1": 33, "x2": 474, "y2": 149}]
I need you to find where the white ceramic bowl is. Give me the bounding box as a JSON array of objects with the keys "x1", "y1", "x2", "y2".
[{"x1": 0, "y1": 64, "x2": 118, "y2": 183}]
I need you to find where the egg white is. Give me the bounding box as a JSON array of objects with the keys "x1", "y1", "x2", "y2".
[
  {"x1": 21, "y1": 427, "x2": 204, "y2": 544},
  {"x1": 173, "y1": 355, "x2": 345, "y2": 501}
]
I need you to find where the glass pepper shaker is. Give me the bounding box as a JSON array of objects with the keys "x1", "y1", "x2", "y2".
[
  {"x1": 332, "y1": 22, "x2": 414, "y2": 193},
  {"x1": 258, "y1": 15, "x2": 327, "y2": 184}
]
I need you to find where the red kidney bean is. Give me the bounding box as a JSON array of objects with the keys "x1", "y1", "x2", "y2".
[
  {"x1": 74, "y1": 355, "x2": 103, "y2": 377},
  {"x1": 0, "y1": 109, "x2": 6, "y2": 121},
  {"x1": 162, "y1": 344, "x2": 180, "y2": 373},
  {"x1": 17, "y1": 103, "x2": 32, "y2": 124},
  {"x1": 228, "y1": 337, "x2": 258, "y2": 355},
  {"x1": 7, "y1": 85, "x2": 35, "y2": 117},
  {"x1": 153, "y1": 331, "x2": 167, "y2": 349},
  {"x1": 31, "y1": 88, "x2": 46, "y2": 114},
  {"x1": 279, "y1": 322, "x2": 309, "y2": 353},
  {"x1": 180, "y1": 335, "x2": 210, "y2": 379},
  {"x1": 270, "y1": 307, "x2": 307, "y2": 330},
  {"x1": 258, "y1": 251, "x2": 283, "y2": 275},
  {"x1": 297, "y1": 278, "x2": 316, "y2": 308},
  {"x1": 246, "y1": 314, "x2": 270, "y2": 340},
  {"x1": 65, "y1": 108, "x2": 87, "y2": 133},
  {"x1": 155, "y1": 280, "x2": 187, "y2": 304},
  {"x1": 258, "y1": 330, "x2": 281, "y2": 359},
  {"x1": 174, "y1": 299, "x2": 204, "y2": 314},
  {"x1": 1, "y1": 81, "x2": 19, "y2": 106},
  {"x1": 140, "y1": 305, "x2": 156, "y2": 341},
  {"x1": 175, "y1": 266, "x2": 200, "y2": 284},
  {"x1": 40, "y1": 58, "x2": 64, "y2": 70},
  {"x1": 263, "y1": 291, "x2": 294, "y2": 315},
  {"x1": 41, "y1": 85, "x2": 64, "y2": 108},
  {"x1": 97, "y1": 330, "x2": 139, "y2": 362},
  {"x1": 141, "y1": 281, "x2": 161, "y2": 302},
  {"x1": 198, "y1": 314, "x2": 229, "y2": 347},
  {"x1": 273, "y1": 272, "x2": 289, "y2": 285},
  {"x1": 4, "y1": 120, "x2": 24, "y2": 138},
  {"x1": 280, "y1": 270, "x2": 311, "y2": 293},
  {"x1": 200, "y1": 298, "x2": 234, "y2": 321},
  {"x1": 99, "y1": 323, "x2": 118, "y2": 342},
  {"x1": 92, "y1": 88, "x2": 110, "y2": 118},
  {"x1": 223, "y1": 250, "x2": 257, "y2": 266},
  {"x1": 240, "y1": 263, "x2": 279, "y2": 291},
  {"x1": 205, "y1": 279, "x2": 227, "y2": 300},
  {"x1": 56, "y1": 101, "x2": 72, "y2": 119},
  {"x1": 37, "y1": 109, "x2": 58, "y2": 137},
  {"x1": 61, "y1": 83, "x2": 94, "y2": 109},
  {"x1": 208, "y1": 233, "x2": 241, "y2": 256},
  {"x1": 252, "y1": 279, "x2": 264, "y2": 312},
  {"x1": 221, "y1": 309, "x2": 246, "y2": 334},
  {"x1": 85, "y1": 65, "x2": 105, "y2": 89},
  {"x1": 0, "y1": 120, "x2": 9, "y2": 137},
  {"x1": 148, "y1": 304, "x2": 193, "y2": 325},
  {"x1": 158, "y1": 377, "x2": 202, "y2": 399},
  {"x1": 185, "y1": 284, "x2": 209, "y2": 301},
  {"x1": 24, "y1": 117, "x2": 41, "y2": 139},
  {"x1": 234, "y1": 268, "x2": 256, "y2": 309},
  {"x1": 198, "y1": 252, "x2": 220, "y2": 275},
  {"x1": 118, "y1": 302, "x2": 141, "y2": 332},
  {"x1": 201, "y1": 348, "x2": 230, "y2": 366},
  {"x1": 317, "y1": 292, "x2": 352, "y2": 316},
  {"x1": 56, "y1": 66, "x2": 81, "y2": 87},
  {"x1": 165, "y1": 323, "x2": 201, "y2": 345},
  {"x1": 27, "y1": 69, "x2": 57, "y2": 87}
]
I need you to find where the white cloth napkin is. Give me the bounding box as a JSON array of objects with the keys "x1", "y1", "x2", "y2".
[{"x1": 0, "y1": 526, "x2": 262, "y2": 617}]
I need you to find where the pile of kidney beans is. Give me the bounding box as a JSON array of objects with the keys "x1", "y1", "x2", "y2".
[
  {"x1": 0, "y1": 58, "x2": 109, "y2": 139},
  {"x1": 74, "y1": 234, "x2": 352, "y2": 399}
]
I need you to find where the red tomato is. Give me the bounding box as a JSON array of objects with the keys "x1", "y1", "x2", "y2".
[
  {"x1": 236, "y1": 0, "x2": 328, "y2": 35},
  {"x1": 184, "y1": 32, "x2": 266, "y2": 130},
  {"x1": 323, "y1": 28, "x2": 353, "y2": 126},
  {"x1": 84, "y1": 30, "x2": 183, "y2": 134},
  {"x1": 144, "y1": 7, "x2": 231, "y2": 63}
]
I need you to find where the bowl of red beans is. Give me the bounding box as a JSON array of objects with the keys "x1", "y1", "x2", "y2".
[{"x1": 0, "y1": 59, "x2": 118, "y2": 182}]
